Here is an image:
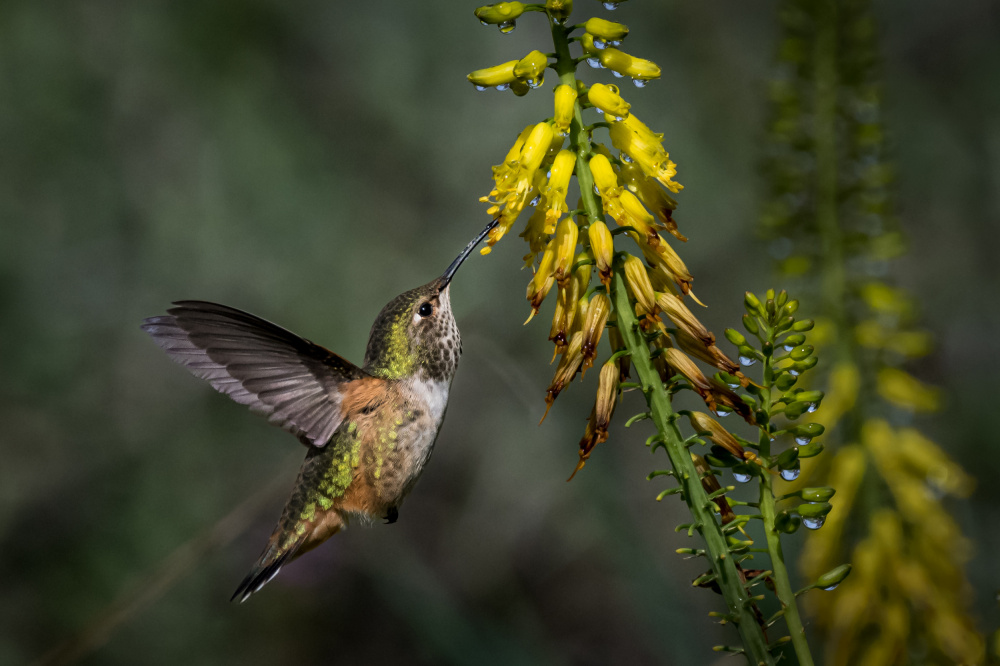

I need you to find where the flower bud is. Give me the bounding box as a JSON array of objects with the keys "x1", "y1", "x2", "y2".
[
  {"x1": 724, "y1": 328, "x2": 747, "y2": 347},
  {"x1": 789, "y1": 345, "x2": 814, "y2": 361},
  {"x1": 792, "y1": 319, "x2": 814, "y2": 332},
  {"x1": 598, "y1": 48, "x2": 661, "y2": 81},
  {"x1": 584, "y1": 17, "x2": 629, "y2": 40},
  {"x1": 513, "y1": 50, "x2": 548, "y2": 82},
  {"x1": 742, "y1": 314, "x2": 759, "y2": 335},
  {"x1": 800, "y1": 487, "x2": 836, "y2": 502},
  {"x1": 521, "y1": 122, "x2": 555, "y2": 173},
  {"x1": 552, "y1": 217, "x2": 579, "y2": 286},
  {"x1": 797, "y1": 502, "x2": 832, "y2": 519},
  {"x1": 581, "y1": 293, "x2": 611, "y2": 372},
  {"x1": 796, "y1": 442, "x2": 824, "y2": 458},
  {"x1": 467, "y1": 60, "x2": 519, "y2": 88},
  {"x1": 588, "y1": 153, "x2": 620, "y2": 197},
  {"x1": 552, "y1": 85, "x2": 577, "y2": 136},
  {"x1": 587, "y1": 83, "x2": 631, "y2": 119},
  {"x1": 775, "y1": 511, "x2": 800, "y2": 534},
  {"x1": 474, "y1": 2, "x2": 525, "y2": 24},
  {"x1": 744, "y1": 291, "x2": 762, "y2": 314},
  {"x1": 588, "y1": 221, "x2": 614, "y2": 287},
  {"x1": 622, "y1": 255, "x2": 657, "y2": 314},
  {"x1": 546, "y1": 0, "x2": 573, "y2": 22},
  {"x1": 815, "y1": 564, "x2": 852, "y2": 591},
  {"x1": 526, "y1": 239, "x2": 556, "y2": 320},
  {"x1": 594, "y1": 358, "x2": 620, "y2": 435},
  {"x1": 579, "y1": 32, "x2": 600, "y2": 55}
]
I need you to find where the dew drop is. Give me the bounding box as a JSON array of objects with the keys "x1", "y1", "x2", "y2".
[
  {"x1": 784, "y1": 344, "x2": 794, "y2": 352},
  {"x1": 620, "y1": 153, "x2": 633, "y2": 163},
  {"x1": 603, "y1": 1, "x2": 620, "y2": 9},
  {"x1": 546, "y1": 170, "x2": 552, "y2": 178},
  {"x1": 594, "y1": 38, "x2": 607, "y2": 50},
  {"x1": 609, "y1": 40, "x2": 622, "y2": 47},
  {"x1": 715, "y1": 409, "x2": 732, "y2": 418},
  {"x1": 633, "y1": 78, "x2": 648, "y2": 88},
  {"x1": 739, "y1": 355, "x2": 757, "y2": 367},
  {"x1": 734, "y1": 471, "x2": 752, "y2": 483},
  {"x1": 530, "y1": 195, "x2": 541, "y2": 207},
  {"x1": 807, "y1": 404, "x2": 818, "y2": 413},
  {"x1": 788, "y1": 369, "x2": 800, "y2": 377},
  {"x1": 802, "y1": 516, "x2": 825, "y2": 530},
  {"x1": 613, "y1": 115, "x2": 624, "y2": 122},
  {"x1": 496, "y1": 83, "x2": 510, "y2": 91},
  {"x1": 475, "y1": 85, "x2": 488, "y2": 92},
  {"x1": 587, "y1": 57, "x2": 602, "y2": 69},
  {"x1": 821, "y1": 582, "x2": 840, "y2": 591},
  {"x1": 795, "y1": 436, "x2": 812, "y2": 446},
  {"x1": 527, "y1": 76, "x2": 543, "y2": 89},
  {"x1": 498, "y1": 20, "x2": 516, "y2": 33},
  {"x1": 480, "y1": 20, "x2": 489, "y2": 26},
  {"x1": 594, "y1": 184, "x2": 601, "y2": 195},
  {"x1": 611, "y1": 70, "x2": 625, "y2": 78},
  {"x1": 780, "y1": 465, "x2": 801, "y2": 482}
]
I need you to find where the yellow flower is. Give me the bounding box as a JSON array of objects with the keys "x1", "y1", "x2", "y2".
[
  {"x1": 639, "y1": 234, "x2": 693, "y2": 294},
  {"x1": 657, "y1": 292, "x2": 711, "y2": 345},
  {"x1": 609, "y1": 115, "x2": 682, "y2": 192},
  {"x1": 622, "y1": 254, "x2": 657, "y2": 315},
  {"x1": 542, "y1": 149, "x2": 576, "y2": 232},
  {"x1": 687, "y1": 411, "x2": 747, "y2": 461},
  {"x1": 617, "y1": 159, "x2": 684, "y2": 241},
  {"x1": 513, "y1": 50, "x2": 548, "y2": 87},
  {"x1": 598, "y1": 47, "x2": 661, "y2": 81},
  {"x1": 545, "y1": 0, "x2": 573, "y2": 23},
  {"x1": 483, "y1": 122, "x2": 555, "y2": 250},
  {"x1": 474, "y1": 2, "x2": 525, "y2": 24},
  {"x1": 580, "y1": 292, "x2": 611, "y2": 373},
  {"x1": 587, "y1": 83, "x2": 631, "y2": 120},
  {"x1": 552, "y1": 84, "x2": 577, "y2": 135},
  {"x1": 551, "y1": 217, "x2": 579, "y2": 286},
  {"x1": 467, "y1": 60, "x2": 519, "y2": 88},
  {"x1": 584, "y1": 17, "x2": 629, "y2": 41},
  {"x1": 588, "y1": 220, "x2": 614, "y2": 287},
  {"x1": 543, "y1": 330, "x2": 585, "y2": 421},
  {"x1": 526, "y1": 237, "x2": 556, "y2": 320},
  {"x1": 593, "y1": 358, "x2": 620, "y2": 437}
]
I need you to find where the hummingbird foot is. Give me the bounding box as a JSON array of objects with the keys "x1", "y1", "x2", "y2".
[{"x1": 384, "y1": 506, "x2": 399, "y2": 524}]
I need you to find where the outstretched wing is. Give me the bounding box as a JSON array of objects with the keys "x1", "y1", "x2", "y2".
[{"x1": 141, "y1": 300, "x2": 366, "y2": 447}]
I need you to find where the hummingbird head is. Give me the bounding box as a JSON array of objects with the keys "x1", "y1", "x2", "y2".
[{"x1": 363, "y1": 220, "x2": 498, "y2": 382}]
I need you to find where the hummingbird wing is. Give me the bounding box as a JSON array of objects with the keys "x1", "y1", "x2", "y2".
[{"x1": 141, "y1": 300, "x2": 366, "y2": 447}]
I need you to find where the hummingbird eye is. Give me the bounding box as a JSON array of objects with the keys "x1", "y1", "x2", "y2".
[{"x1": 417, "y1": 302, "x2": 433, "y2": 318}]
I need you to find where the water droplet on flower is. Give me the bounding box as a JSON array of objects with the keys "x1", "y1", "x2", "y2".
[
  {"x1": 715, "y1": 409, "x2": 732, "y2": 418},
  {"x1": 780, "y1": 465, "x2": 801, "y2": 482},
  {"x1": 795, "y1": 436, "x2": 812, "y2": 446},
  {"x1": 633, "y1": 78, "x2": 648, "y2": 88},
  {"x1": 498, "y1": 20, "x2": 516, "y2": 33},
  {"x1": 611, "y1": 70, "x2": 625, "y2": 78},
  {"x1": 609, "y1": 40, "x2": 622, "y2": 47},
  {"x1": 587, "y1": 57, "x2": 602, "y2": 69},
  {"x1": 788, "y1": 369, "x2": 800, "y2": 377},
  {"x1": 784, "y1": 344, "x2": 794, "y2": 352},
  {"x1": 807, "y1": 404, "x2": 818, "y2": 413},
  {"x1": 613, "y1": 115, "x2": 624, "y2": 122},
  {"x1": 594, "y1": 185, "x2": 600, "y2": 195},
  {"x1": 603, "y1": 1, "x2": 620, "y2": 9},
  {"x1": 594, "y1": 38, "x2": 607, "y2": 50},
  {"x1": 620, "y1": 153, "x2": 632, "y2": 163},
  {"x1": 475, "y1": 85, "x2": 488, "y2": 92},
  {"x1": 480, "y1": 20, "x2": 489, "y2": 26},
  {"x1": 803, "y1": 516, "x2": 825, "y2": 530},
  {"x1": 821, "y1": 582, "x2": 839, "y2": 591},
  {"x1": 734, "y1": 471, "x2": 752, "y2": 483},
  {"x1": 527, "y1": 76, "x2": 543, "y2": 89},
  {"x1": 739, "y1": 355, "x2": 757, "y2": 367},
  {"x1": 546, "y1": 170, "x2": 552, "y2": 178},
  {"x1": 530, "y1": 195, "x2": 541, "y2": 207}
]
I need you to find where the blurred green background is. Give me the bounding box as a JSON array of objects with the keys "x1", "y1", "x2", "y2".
[{"x1": 2, "y1": 1, "x2": 998, "y2": 664}]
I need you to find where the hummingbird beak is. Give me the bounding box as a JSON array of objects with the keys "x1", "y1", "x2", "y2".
[{"x1": 438, "y1": 218, "x2": 499, "y2": 290}]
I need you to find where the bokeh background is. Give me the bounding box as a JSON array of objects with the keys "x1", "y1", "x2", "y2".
[{"x1": 2, "y1": 1, "x2": 998, "y2": 664}]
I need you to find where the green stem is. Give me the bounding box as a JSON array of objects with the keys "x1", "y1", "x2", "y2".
[
  {"x1": 757, "y1": 349, "x2": 815, "y2": 666},
  {"x1": 549, "y1": 16, "x2": 774, "y2": 664}
]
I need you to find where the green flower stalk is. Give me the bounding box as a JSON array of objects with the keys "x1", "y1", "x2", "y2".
[
  {"x1": 761, "y1": 0, "x2": 984, "y2": 662},
  {"x1": 466, "y1": 3, "x2": 844, "y2": 662}
]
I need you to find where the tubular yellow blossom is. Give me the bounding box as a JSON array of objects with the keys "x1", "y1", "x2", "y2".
[
  {"x1": 617, "y1": 159, "x2": 684, "y2": 241},
  {"x1": 640, "y1": 236, "x2": 693, "y2": 294},
  {"x1": 567, "y1": 255, "x2": 592, "y2": 334},
  {"x1": 618, "y1": 190, "x2": 657, "y2": 242},
  {"x1": 579, "y1": 33, "x2": 599, "y2": 56},
  {"x1": 543, "y1": 330, "x2": 585, "y2": 422},
  {"x1": 657, "y1": 292, "x2": 711, "y2": 344},
  {"x1": 674, "y1": 327, "x2": 741, "y2": 377},
  {"x1": 513, "y1": 50, "x2": 548, "y2": 84},
  {"x1": 551, "y1": 217, "x2": 579, "y2": 286},
  {"x1": 598, "y1": 47, "x2": 661, "y2": 81},
  {"x1": 594, "y1": 358, "x2": 620, "y2": 436},
  {"x1": 584, "y1": 17, "x2": 629, "y2": 41},
  {"x1": 474, "y1": 2, "x2": 525, "y2": 24},
  {"x1": 543, "y1": 149, "x2": 576, "y2": 231},
  {"x1": 518, "y1": 206, "x2": 548, "y2": 268},
  {"x1": 526, "y1": 238, "x2": 556, "y2": 321},
  {"x1": 548, "y1": 280, "x2": 576, "y2": 359},
  {"x1": 580, "y1": 292, "x2": 611, "y2": 373},
  {"x1": 587, "y1": 83, "x2": 631, "y2": 119},
  {"x1": 552, "y1": 85, "x2": 577, "y2": 136},
  {"x1": 609, "y1": 117, "x2": 682, "y2": 192},
  {"x1": 588, "y1": 221, "x2": 614, "y2": 287},
  {"x1": 622, "y1": 254, "x2": 657, "y2": 314},
  {"x1": 467, "y1": 60, "x2": 519, "y2": 88},
  {"x1": 687, "y1": 412, "x2": 747, "y2": 461},
  {"x1": 588, "y1": 153, "x2": 621, "y2": 197},
  {"x1": 662, "y1": 347, "x2": 717, "y2": 407},
  {"x1": 484, "y1": 121, "x2": 555, "y2": 249}
]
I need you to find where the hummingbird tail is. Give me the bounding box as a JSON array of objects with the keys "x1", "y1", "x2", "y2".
[{"x1": 231, "y1": 532, "x2": 306, "y2": 604}]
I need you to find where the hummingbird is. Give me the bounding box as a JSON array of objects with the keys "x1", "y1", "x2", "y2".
[{"x1": 141, "y1": 219, "x2": 497, "y2": 602}]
